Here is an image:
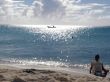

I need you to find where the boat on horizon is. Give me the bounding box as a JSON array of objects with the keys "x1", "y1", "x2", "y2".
[{"x1": 47, "y1": 25, "x2": 56, "y2": 28}]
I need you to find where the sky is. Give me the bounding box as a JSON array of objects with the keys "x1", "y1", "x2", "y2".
[{"x1": 0, "y1": 0, "x2": 110, "y2": 26}]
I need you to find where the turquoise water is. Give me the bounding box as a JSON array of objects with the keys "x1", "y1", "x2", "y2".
[{"x1": 0, "y1": 25, "x2": 110, "y2": 69}]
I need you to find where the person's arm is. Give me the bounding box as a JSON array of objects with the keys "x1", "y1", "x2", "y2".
[
  {"x1": 102, "y1": 63, "x2": 106, "y2": 72},
  {"x1": 90, "y1": 63, "x2": 93, "y2": 74},
  {"x1": 102, "y1": 63, "x2": 109, "y2": 73}
]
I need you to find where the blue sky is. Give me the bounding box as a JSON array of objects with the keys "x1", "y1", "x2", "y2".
[{"x1": 0, "y1": 0, "x2": 110, "y2": 26}]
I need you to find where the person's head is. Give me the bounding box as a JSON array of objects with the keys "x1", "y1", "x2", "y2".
[{"x1": 95, "y1": 54, "x2": 100, "y2": 61}]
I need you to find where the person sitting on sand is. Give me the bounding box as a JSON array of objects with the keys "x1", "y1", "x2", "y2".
[{"x1": 90, "y1": 54, "x2": 109, "y2": 77}]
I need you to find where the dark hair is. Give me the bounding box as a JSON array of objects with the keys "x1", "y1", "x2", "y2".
[{"x1": 95, "y1": 54, "x2": 100, "y2": 61}]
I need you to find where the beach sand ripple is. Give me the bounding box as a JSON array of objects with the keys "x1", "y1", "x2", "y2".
[{"x1": 0, "y1": 67, "x2": 109, "y2": 82}]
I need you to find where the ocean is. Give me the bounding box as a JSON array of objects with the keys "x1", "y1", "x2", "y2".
[{"x1": 0, "y1": 25, "x2": 110, "y2": 70}]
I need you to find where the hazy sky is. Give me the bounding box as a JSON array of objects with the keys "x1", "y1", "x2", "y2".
[{"x1": 0, "y1": 0, "x2": 110, "y2": 26}]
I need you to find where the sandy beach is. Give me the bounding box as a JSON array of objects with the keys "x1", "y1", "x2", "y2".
[{"x1": 0, "y1": 64, "x2": 109, "y2": 82}]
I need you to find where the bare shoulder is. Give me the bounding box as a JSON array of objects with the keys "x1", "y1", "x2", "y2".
[{"x1": 91, "y1": 60, "x2": 95, "y2": 64}]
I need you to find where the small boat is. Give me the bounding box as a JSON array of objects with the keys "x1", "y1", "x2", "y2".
[{"x1": 47, "y1": 25, "x2": 56, "y2": 28}]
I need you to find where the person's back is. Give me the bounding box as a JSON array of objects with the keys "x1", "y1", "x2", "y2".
[
  {"x1": 90, "y1": 54, "x2": 109, "y2": 77},
  {"x1": 91, "y1": 60, "x2": 102, "y2": 75}
]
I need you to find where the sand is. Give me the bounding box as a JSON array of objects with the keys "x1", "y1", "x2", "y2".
[{"x1": 0, "y1": 64, "x2": 110, "y2": 82}]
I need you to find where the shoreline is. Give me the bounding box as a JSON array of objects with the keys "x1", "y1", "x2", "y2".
[{"x1": 0, "y1": 64, "x2": 110, "y2": 82}]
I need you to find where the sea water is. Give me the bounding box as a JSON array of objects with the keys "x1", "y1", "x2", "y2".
[{"x1": 0, "y1": 24, "x2": 110, "y2": 70}]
